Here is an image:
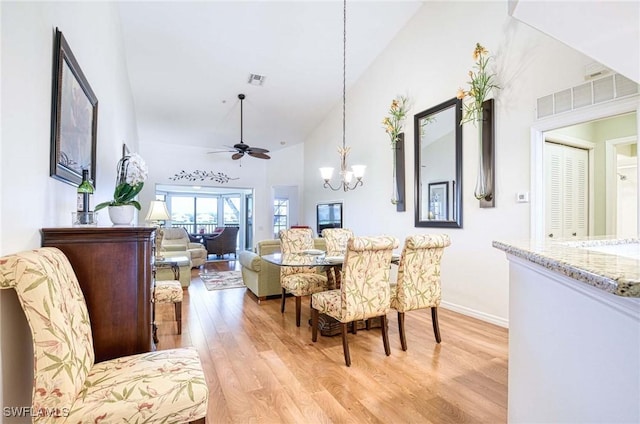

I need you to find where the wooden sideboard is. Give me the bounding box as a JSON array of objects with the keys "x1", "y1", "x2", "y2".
[{"x1": 41, "y1": 226, "x2": 155, "y2": 362}]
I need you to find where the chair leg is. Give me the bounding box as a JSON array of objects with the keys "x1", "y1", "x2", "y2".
[
  {"x1": 311, "y1": 307, "x2": 319, "y2": 342},
  {"x1": 341, "y1": 323, "x2": 351, "y2": 367},
  {"x1": 175, "y1": 301, "x2": 182, "y2": 335},
  {"x1": 280, "y1": 288, "x2": 286, "y2": 313},
  {"x1": 431, "y1": 307, "x2": 442, "y2": 343},
  {"x1": 398, "y1": 311, "x2": 407, "y2": 351},
  {"x1": 152, "y1": 301, "x2": 158, "y2": 344},
  {"x1": 295, "y1": 296, "x2": 302, "y2": 327},
  {"x1": 381, "y1": 315, "x2": 391, "y2": 356}
]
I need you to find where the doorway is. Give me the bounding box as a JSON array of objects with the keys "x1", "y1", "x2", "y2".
[
  {"x1": 533, "y1": 108, "x2": 639, "y2": 240},
  {"x1": 544, "y1": 141, "x2": 590, "y2": 239}
]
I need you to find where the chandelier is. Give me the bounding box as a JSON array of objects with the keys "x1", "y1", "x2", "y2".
[{"x1": 319, "y1": 0, "x2": 365, "y2": 192}]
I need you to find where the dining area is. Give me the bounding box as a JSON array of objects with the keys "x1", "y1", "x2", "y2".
[{"x1": 259, "y1": 227, "x2": 451, "y2": 367}]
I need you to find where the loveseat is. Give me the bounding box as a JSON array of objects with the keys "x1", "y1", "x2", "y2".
[{"x1": 239, "y1": 238, "x2": 326, "y2": 302}]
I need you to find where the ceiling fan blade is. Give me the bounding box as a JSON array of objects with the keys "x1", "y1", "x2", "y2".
[
  {"x1": 207, "y1": 149, "x2": 236, "y2": 154},
  {"x1": 232, "y1": 152, "x2": 244, "y2": 160},
  {"x1": 248, "y1": 151, "x2": 271, "y2": 160},
  {"x1": 247, "y1": 147, "x2": 269, "y2": 154}
]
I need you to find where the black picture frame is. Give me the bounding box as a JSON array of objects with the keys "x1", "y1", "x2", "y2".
[
  {"x1": 50, "y1": 28, "x2": 98, "y2": 187},
  {"x1": 316, "y1": 202, "x2": 343, "y2": 236},
  {"x1": 428, "y1": 181, "x2": 449, "y2": 221}
]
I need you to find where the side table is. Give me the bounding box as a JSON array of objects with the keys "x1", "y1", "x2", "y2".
[{"x1": 155, "y1": 255, "x2": 191, "y2": 287}]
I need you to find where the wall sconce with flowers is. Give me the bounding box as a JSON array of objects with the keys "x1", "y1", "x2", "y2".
[
  {"x1": 382, "y1": 95, "x2": 409, "y2": 211},
  {"x1": 457, "y1": 43, "x2": 499, "y2": 207}
]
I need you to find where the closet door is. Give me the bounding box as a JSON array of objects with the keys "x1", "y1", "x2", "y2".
[{"x1": 545, "y1": 142, "x2": 589, "y2": 238}]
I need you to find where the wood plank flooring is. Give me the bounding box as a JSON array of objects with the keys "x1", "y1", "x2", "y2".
[{"x1": 154, "y1": 261, "x2": 508, "y2": 423}]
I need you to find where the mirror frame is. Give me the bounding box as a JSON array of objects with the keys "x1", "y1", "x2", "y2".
[{"x1": 414, "y1": 97, "x2": 463, "y2": 228}]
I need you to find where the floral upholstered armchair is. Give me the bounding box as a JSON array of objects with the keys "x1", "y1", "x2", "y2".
[
  {"x1": 390, "y1": 234, "x2": 451, "y2": 350},
  {"x1": 0, "y1": 247, "x2": 208, "y2": 423}
]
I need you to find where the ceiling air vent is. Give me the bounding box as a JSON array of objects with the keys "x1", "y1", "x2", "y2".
[
  {"x1": 536, "y1": 73, "x2": 639, "y2": 120},
  {"x1": 593, "y1": 75, "x2": 615, "y2": 104},
  {"x1": 572, "y1": 83, "x2": 592, "y2": 109},
  {"x1": 247, "y1": 73, "x2": 266, "y2": 86}
]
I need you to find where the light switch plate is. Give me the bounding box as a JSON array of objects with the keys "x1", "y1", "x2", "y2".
[{"x1": 516, "y1": 192, "x2": 529, "y2": 203}]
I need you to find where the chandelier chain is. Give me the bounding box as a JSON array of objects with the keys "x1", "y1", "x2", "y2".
[
  {"x1": 320, "y1": 0, "x2": 365, "y2": 192},
  {"x1": 342, "y1": 0, "x2": 346, "y2": 150}
]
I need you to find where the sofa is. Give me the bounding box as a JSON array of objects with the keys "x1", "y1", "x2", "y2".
[
  {"x1": 239, "y1": 238, "x2": 326, "y2": 302},
  {"x1": 158, "y1": 227, "x2": 207, "y2": 268}
]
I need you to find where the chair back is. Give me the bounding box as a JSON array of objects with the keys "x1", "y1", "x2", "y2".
[
  {"x1": 393, "y1": 234, "x2": 451, "y2": 313},
  {"x1": 321, "y1": 228, "x2": 354, "y2": 256},
  {"x1": 160, "y1": 227, "x2": 189, "y2": 248},
  {"x1": 340, "y1": 235, "x2": 399, "y2": 321},
  {"x1": 205, "y1": 226, "x2": 239, "y2": 255},
  {"x1": 0, "y1": 248, "x2": 95, "y2": 416},
  {"x1": 279, "y1": 228, "x2": 315, "y2": 276}
]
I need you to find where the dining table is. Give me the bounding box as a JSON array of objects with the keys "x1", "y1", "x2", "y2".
[{"x1": 261, "y1": 251, "x2": 400, "y2": 336}]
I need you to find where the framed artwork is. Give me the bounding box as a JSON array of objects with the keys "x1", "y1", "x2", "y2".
[
  {"x1": 316, "y1": 202, "x2": 343, "y2": 236},
  {"x1": 428, "y1": 181, "x2": 449, "y2": 220},
  {"x1": 50, "y1": 28, "x2": 98, "y2": 187}
]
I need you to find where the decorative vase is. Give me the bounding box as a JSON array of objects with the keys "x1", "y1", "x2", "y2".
[
  {"x1": 474, "y1": 109, "x2": 488, "y2": 200},
  {"x1": 391, "y1": 143, "x2": 399, "y2": 205},
  {"x1": 108, "y1": 205, "x2": 135, "y2": 225}
]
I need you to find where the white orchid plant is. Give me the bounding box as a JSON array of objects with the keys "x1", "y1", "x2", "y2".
[{"x1": 95, "y1": 153, "x2": 148, "y2": 211}]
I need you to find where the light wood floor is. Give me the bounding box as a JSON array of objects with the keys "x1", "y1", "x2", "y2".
[{"x1": 154, "y1": 261, "x2": 508, "y2": 423}]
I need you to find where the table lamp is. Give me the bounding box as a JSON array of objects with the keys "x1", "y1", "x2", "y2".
[{"x1": 145, "y1": 200, "x2": 170, "y2": 226}]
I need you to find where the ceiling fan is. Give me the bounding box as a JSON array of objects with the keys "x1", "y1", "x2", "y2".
[{"x1": 209, "y1": 93, "x2": 270, "y2": 160}]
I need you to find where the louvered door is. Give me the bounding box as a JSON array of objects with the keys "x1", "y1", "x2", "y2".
[{"x1": 545, "y1": 142, "x2": 589, "y2": 238}]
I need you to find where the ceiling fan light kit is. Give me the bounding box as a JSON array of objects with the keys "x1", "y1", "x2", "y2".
[{"x1": 320, "y1": 0, "x2": 366, "y2": 192}]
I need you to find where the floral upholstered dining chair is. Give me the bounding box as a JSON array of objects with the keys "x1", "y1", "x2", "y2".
[
  {"x1": 0, "y1": 247, "x2": 208, "y2": 423},
  {"x1": 321, "y1": 228, "x2": 354, "y2": 256},
  {"x1": 321, "y1": 228, "x2": 354, "y2": 286},
  {"x1": 311, "y1": 235, "x2": 399, "y2": 367},
  {"x1": 390, "y1": 234, "x2": 451, "y2": 350},
  {"x1": 279, "y1": 228, "x2": 329, "y2": 326}
]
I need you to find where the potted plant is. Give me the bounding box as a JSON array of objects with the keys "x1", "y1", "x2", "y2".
[{"x1": 95, "y1": 153, "x2": 148, "y2": 225}]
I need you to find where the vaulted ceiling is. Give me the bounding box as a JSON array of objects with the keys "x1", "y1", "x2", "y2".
[{"x1": 117, "y1": 1, "x2": 424, "y2": 155}]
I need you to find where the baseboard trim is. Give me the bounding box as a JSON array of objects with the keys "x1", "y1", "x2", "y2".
[{"x1": 441, "y1": 301, "x2": 509, "y2": 328}]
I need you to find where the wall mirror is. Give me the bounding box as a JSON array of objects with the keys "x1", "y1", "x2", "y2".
[{"x1": 414, "y1": 97, "x2": 463, "y2": 228}]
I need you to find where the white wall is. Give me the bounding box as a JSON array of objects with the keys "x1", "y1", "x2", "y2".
[
  {"x1": 303, "y1": 1, "x2": 599, "y2": 326},
  {"x1": 0, "y1": 2, "x2": 138, "y2": 419}
]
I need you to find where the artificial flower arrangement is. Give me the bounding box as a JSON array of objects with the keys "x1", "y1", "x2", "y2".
[
  {"x1": 456, "y1": 43, "x2": 499, "y2": 125},
  {"x1": 95, "y1": 153, "x2": 148, "y2": 211},
  {"x1": 382, "y1": 95, "x2": 409, "y2": 147}
]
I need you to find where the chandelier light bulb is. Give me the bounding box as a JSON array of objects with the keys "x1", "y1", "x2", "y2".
[
  {"x1": 351, "y1": 165, "x2": 366, "y2": 179},
  {"x1": 320, "y1": 167, "x2": 334, "y2": 181}
]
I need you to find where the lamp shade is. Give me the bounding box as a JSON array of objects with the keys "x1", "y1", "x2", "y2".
[{"x1": 145, "y1": 200, "x2": 170, "y2": 222}]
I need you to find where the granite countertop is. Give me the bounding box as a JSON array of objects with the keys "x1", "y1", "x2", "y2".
[{"x1": 493, "y1": 237, "x2": 640, "y2": 297}]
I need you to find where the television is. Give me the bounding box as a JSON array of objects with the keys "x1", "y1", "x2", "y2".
[{"x1": 316, "y1": 202, "x2": 343, "y2": 236}]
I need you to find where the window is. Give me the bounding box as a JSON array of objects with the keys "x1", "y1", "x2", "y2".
[{"x1": 273, "y1": 199, "x2": 288, "y2": 238}]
